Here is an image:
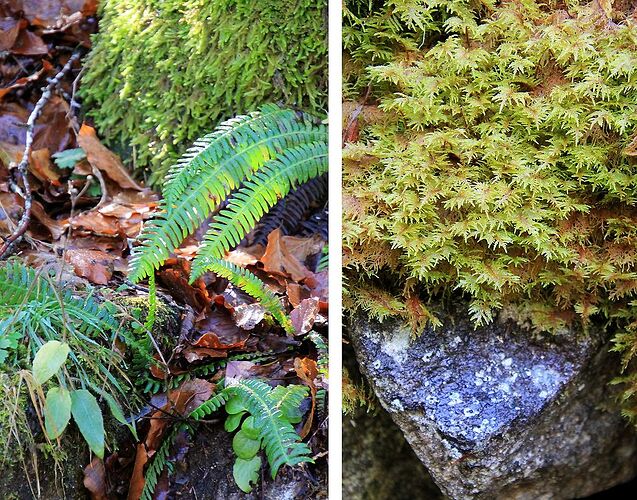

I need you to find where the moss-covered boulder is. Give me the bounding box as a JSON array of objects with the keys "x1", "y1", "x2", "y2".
[
  {"x1": 343, "y1": 0, "x2": 637, "y2": 414},
  {"x1": 81, "y1": 0, "x2": 327, "y2": 184}
]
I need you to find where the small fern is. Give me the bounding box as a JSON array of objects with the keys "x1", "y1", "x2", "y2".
[
  {"x1": 187, "y1": 379, "x2": 313, "y2": 492},
  {"x1": 129, "y1": 104, "x2": 327, "y2": 332}
]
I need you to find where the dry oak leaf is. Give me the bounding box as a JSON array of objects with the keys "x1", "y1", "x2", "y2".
[
  {"x1": 261, "y1": 229, "x2": 314, "y2": 282},
  {"x1": 78, "y1": 123, "x2": 142, "y2": 190}
]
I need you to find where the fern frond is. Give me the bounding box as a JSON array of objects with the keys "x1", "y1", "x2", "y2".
[
  {"x1": 129, "y1": 105, "x2": 326, "y2": 283},
  {"x1": 140, "y1": 424, "x2": 184, "y2": 500},
  {"x1": 202, "y1": 260, "x2": 293, "y2": 334},
  {"x1": 226, "y1": 379, "x2": 313, "y2": 478},
  {"x1": 188, "y1": 391, "x2": 229, "y2": 420},
  {"x1": 190, "y1": 141, "x2": 328, "y2": 280}
]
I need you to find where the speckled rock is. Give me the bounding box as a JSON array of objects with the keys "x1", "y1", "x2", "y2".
[{"x1": 349, "y1": 305, "x2": 637, "y2": 499}]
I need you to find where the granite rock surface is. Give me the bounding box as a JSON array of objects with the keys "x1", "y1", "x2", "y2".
[{"x1": 349, "y1": 305, "x2": 637, "y2": 499}]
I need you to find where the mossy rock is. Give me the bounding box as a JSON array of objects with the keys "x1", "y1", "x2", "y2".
[{"x1": 81, "y1": 0, "x2": 327, "y2": 184}]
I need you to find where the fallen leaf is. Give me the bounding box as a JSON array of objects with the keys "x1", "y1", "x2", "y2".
[
  {"x1": 29, "y1": 148, "x2": 62, "y2": 186},
  {"x1": 0, "y1": 103, "x2": 28, "y2": 144},
  {"x1": 233, "y1": 303, "x2": 266, "y2": 330},
  {"x1": 10, "y1": 28, "x2": 48, "y2": 55},
  {"x1": 70, "y1": 211, "x2": 122, "y2": 236},
  {"x1": 83, "y1": 456, "x2": 107, "y2": 500},
  {"x1": 290, "y1": 297, "x2": 320, "y2": 335},
  {"x1": 0, "y1": 18, "x2": 22, "y2": 51},
  {"x1": 22, "y1": 0, "x2": 96, "y2": 26},
  {"x1": 64, "y1": 248, "x2": 115, "y2": 284},
  {"x1": 225, "y1": 361, "x2": 257, "y2": 383},
  {"x1": 33, "y1": 96, "x2": 72, "y2": 152},
  {"x1": 31, "y1": 200, "x2": 67, "y2": 239},
  {"x1": 192, "y1": 331, "x2": 246, "y2": 350},
  {"x1": 294, "y1": 357, "x2": 318, "y2": 438},
  {"x1": 78, "y1": 123, "x2": 142, "y2": 190},
  {"x1": 127, "y1": 444, "x2": 149, "y2": 500},
  {"x1": 261, "y1": 229, "x2": 313, "y2": 282},
  {"x1": 182, "y1": 347, "x2": 227, "y2": 362},
  {"x1": 158, "y1": 261, "x2": 211, "y2": 312}
]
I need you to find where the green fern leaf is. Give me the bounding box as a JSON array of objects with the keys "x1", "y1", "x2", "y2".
[
  {"x1": 190, "y1": 141, "x2": 328, "y2": 280},
  {"x1": 225, "y1": 379, "x2": 313, "y2": 479},
  {"x1": 203, "y1": 260, "x2": 293, "y2": 334},
  {"x1": 129, "y1": 105, "x2": 326, "y2": 283}
]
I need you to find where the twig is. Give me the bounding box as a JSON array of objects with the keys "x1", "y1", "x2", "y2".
[{"x1": 0, "y1": 51, "x2": 82, "y2": 260}]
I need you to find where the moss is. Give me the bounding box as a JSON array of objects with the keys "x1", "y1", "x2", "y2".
[
  {"x1": 343, "y1": 0, "x2": 637, "y2": 415},
  {"x1": 81, "y1": 0, "x2": 327, "y2": 184}
]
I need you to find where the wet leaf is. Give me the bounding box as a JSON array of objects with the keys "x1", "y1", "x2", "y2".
[
  {"x1": 65, "y1": 248, "x2": 114, "y2": 284},
  {"x1": 232, "y1": 429, "x2": 260, "y2": 459}
]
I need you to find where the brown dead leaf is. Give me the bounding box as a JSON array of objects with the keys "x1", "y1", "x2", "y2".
[
  {"x1": 78, "y1": 123, "x2": 142, "y2": 190},
  {"x1": 70, "y1": 211, "x2": 122, "y2": 236},
  {"x1": 10, "y1": 28, "x2": 48, "y2": 55},
  {"x1": 261, "y1": 229, "x2": 313, "y2": 282},
  {"x1": 158, "y1": 261, "x2": 211, "y2": 312},
  {"x1": 0, "y1": 103, "x2": 28, "y2": 144},
  {"x1": 29, "y1": 148, "x2": 61, "y2": 186},
  {"x1": 0, "y1": 18, "x2": 22, "y2": 51},
  {"x1": 31, "y1": 200, "x2": 67, "y2": 239},
  {"x1": 83, "y1": 456, "x2": 107, "y2": 500},
  {"x1": 65, "y1": 248, "x2": 115, "y2": 284},
  {"x1": 127, "y1": 444, "x2": 149, "y2": 500},
  {"x1": 182, "y1": 346, "x2": 227, "y2": 362},
  {"x1": 192, "y1": 331, "x2": 247, "y2": 350},
  {"x1": 22, "y1": 0, "x2": 97, "y2": 26},
  {"x1": 233, "y1": 303, "x2": 266, "y2": 330},
  {"x1": 290, "y1": 297, "x2": 319, "y2": 335},
  {"x1": 33, "y1": 96, "x2": 72, "y2": 152},
  {"x1": 294, "y1": 357, "x2": 318, "y2": 439},
  {"x1": 282, "y1": 234, "x2": 325, "y2": 262},
  {"x1": 0, "y1": 60, "x2": 52, "y2": 100}
]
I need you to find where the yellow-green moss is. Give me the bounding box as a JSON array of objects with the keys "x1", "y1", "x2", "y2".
[{"x1": 81, "y1": 0, "x2": 327, "y2": 184}]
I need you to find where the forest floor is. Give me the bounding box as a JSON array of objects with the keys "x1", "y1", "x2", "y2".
[{"x1": 0, "y1": 2, "x2": 328, "y2": 498}]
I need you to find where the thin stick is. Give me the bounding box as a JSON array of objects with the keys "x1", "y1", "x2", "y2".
[{"x1": 0, "y1": 51, "x2": 82, "y2": 259}]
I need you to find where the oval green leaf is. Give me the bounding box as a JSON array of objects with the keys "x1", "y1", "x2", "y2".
[
  {"x1": 226, "y1": 395, "x2": 247, "y2": 415},
  {"x1": 32, "y1": 341, "x2": 70, "y2": 385},
  {"x1": 44, "y1": 386, "x2": 71, "y2": 439},
  {"x1": 233, "y1": 456, "x2": 261, "y2": 493},
  {"x1": 224, "y1": 411, "x2": 246, "y2": 432},
  {"x1": 241, "y1": 416, "x2": 260, "y2": 440},
  {"x1": 71, "y1": 389, "x2": 104, "y2": 459},
  {"x1": 232, "y1": 429, "x2": 260, "y2": 460}
]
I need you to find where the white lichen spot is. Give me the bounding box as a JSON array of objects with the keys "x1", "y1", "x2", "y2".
[
  {"x1": 539, "y1": 390, "x2": 548, "y2": 398},
  {"x1": 380, "y1": 326, "x2": 411, "y2": 364},
  {"x1": 390, "y1": 398, "x2": 404, "y2": 411},
  {"x1": 448, "y1": 392, "x2": 463, "y2": 406},
  {"x1": 372, "y1": 359, "x2": 382, "y2": 370},
  {"x1": 463, "y1": 407, "x2": 479, "y2": 417},
  {"x1": 502, "y1": 357, "x2": 513, "y2": 368}
]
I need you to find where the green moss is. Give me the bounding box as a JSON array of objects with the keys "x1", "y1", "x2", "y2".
[
  {"x1": 343, "y1": 0, "x2": 637, "y2": 414},
  {"x1": 81, "y1": 0, "x2": 327, "y2": 184}
]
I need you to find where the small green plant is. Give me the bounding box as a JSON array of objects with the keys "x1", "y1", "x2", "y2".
[
  {"x1": 0, "y1": 261, "x2": 140, "y2": 457},
  {"x1": 129, "y1": 104, "x2": 328, "y2": 333},
  {"x1": 141, "y1": 379, "x2": 312, "y2": 496}
]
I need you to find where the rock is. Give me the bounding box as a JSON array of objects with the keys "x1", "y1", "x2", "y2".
[
  {"x1": 342, "y1": 340, "x2": 443, "y2": 499},
  {"x1": 349, "y1": 304, "x2": 637, "y2": 499}
]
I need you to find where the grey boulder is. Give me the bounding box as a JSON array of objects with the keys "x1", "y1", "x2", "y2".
[{"x1": 349, "y1": 305, "x2": 637, "y2": 499}]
